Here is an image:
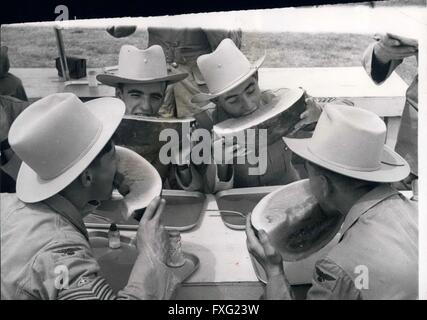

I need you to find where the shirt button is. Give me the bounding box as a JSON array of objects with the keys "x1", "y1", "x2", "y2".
[{"x1": 171, "y1": 62, "x2": 178, "y2": 68}]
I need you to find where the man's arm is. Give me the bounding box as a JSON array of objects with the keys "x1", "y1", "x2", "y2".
[
  {"x1": 245, "y1": 214, "x2": 294, "y2": 300},
  {"x1": 30, "y1": 198, "x2": 180, "y2": 300},
  {"x1": 362, "y1": 42, "x2": 402, "y2": 85},
  {"x1": 362, "y1": 33, "x2": 417, "y2": 85}
]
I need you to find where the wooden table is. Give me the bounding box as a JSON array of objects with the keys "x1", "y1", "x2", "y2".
[
  {"x1": 10, "y1": 67, "x2": 115, "y2": 101},
  {"x1": 11, "y1": 66, "x2": 408, "y2": 149}
]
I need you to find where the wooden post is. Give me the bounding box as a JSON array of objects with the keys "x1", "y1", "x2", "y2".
[{"x1": 53, "y1": 26, "x2": 70, "y2": 81}]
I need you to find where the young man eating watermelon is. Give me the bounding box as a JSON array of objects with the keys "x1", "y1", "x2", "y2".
[
  {"x1": 189, "y1": 38, "x2": 328, "y2": 193},
  {"x1": 246, "y1": 104, "x2": 418, "y2": 299}
]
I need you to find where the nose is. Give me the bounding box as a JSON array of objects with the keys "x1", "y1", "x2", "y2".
[
  {"x1": 241, "y1": 94, "x2": 257, "y2": 114},
  {"x1": 132, "y1": 96, "x2": 153, "y2": 115}
]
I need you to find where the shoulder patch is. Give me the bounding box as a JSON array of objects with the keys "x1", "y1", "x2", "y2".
[
  {"x1": 53, "y1": 247, "x2": 82, "y2": 256},
  {"x1": 315, "y1": 266, "x2": 337, "y2": 283},
  {"x1": 77, "y1": 276, "x2": 95, "y2": 287}
]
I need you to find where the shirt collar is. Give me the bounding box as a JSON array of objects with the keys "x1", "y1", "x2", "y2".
[
  {"x1": 339, "y1": 184, "x2": 400, "y2": 240},
  {"x1": 43, "y1": 194, "x2": 99, "y2": 241}
]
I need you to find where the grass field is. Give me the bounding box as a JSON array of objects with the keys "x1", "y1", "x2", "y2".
[{"x1": 0, "y1": 25, "x2": 418, "y2": 84}]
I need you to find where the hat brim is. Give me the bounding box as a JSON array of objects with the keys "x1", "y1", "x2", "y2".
[
  {"x1": 191, "y1": 53, "x2": 266, "y2": 104},
  {"x1": 16, "y1": 98, "x2": 126, "y2": 203},
  {"x1": 283, "y1": 137, "x2": 410, "y2": 183},
  {"x1": 97, "y1": 72, "x2": 188, "y2": 87}
]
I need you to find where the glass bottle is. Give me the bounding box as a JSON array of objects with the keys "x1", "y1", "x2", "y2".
[
  {"x1": 108, "y1": 223, "x2": 121, "y2": 249},
  {"x1": 167, "y1": 230, "x2": 186, "y2": 268}
]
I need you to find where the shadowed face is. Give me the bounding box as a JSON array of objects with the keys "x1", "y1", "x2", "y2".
[
  {"x1": 216, "y1": 76, "x2": 262, "y2": 118},
  {"x1": 88, "y1": 142, "x2": 118, "y2": 201},
  {"x1": 117, "y1": 82, "x2": 166, "y2": 116},
  {"x1": 304, "y1": 160, "x2": 332, "y2": 212}
]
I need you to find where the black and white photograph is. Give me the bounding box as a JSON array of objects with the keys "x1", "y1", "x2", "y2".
[{"x1": 0, "y1": 0, "x2": 425, "y2": 304}]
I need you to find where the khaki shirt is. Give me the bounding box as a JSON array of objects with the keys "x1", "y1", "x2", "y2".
[
  {"x1": 0, "y1": 74, "x2": 28, "y2": 102},
  {"x1": 0, "y1": 95, "x2": 30, "y2": 191},
  {"x1": 306, "y1": 185, "x2": 418, "y2": 300},
  {"x1": 362, "y1": 43, "x2": 418, "y2": 176},
  {"x1": 1, "y1": 193, "x2": 179, "y2": 300}
]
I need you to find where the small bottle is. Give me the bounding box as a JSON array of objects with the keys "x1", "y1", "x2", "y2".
[
  {"x1": 108, "y1": 223, "x2": 121, "y2": 249},
  {"x1": 167, "y1": 230, "x2": 186, "y2": 268},
  {"x1": 88, "y1": 70, "x2": 98, "y2": 87}
]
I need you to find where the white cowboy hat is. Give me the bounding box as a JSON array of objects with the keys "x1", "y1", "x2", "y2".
[
  {"x1": 191, "y1": 38, "x2": 265, "y2": 103},
  {"x1": 97, "y1": 45, "x2": 188, "y2": 87},
  {"x1": 8, "y1": 93, "x2": 125, "y2": 203},
  {"x1": 284, "y1": 104, "x2": 410, "y2": 183}
]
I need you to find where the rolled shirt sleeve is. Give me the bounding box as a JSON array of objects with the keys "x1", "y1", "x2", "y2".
[{"x1": 361, "y1": 42, "x2": 402, "y2": 85}]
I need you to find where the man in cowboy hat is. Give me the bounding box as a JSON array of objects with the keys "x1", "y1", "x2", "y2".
[
  {"x1": 97, "y1": 44, "x2": 204, "y2": 191},
  {"x1": 246, "y1": 104, "x2": 418, "y2": 299},
  {"x1": 190, "y1": 38, "x2": 324, "y2": 192},
  {"x1": 106, "y1": 25, "x2": 242, "y2": 118},
  {"x1": 97, "y1": 44, "x2": 188, "y2": 118},
  {"x1": 1, "y1": 93, "x2": 181, "y2": 300}
]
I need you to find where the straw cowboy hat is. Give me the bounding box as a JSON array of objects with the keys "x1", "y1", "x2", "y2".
[
  {"x1": 8, "y1": 93, "x2": 125, "y2": 203},
  {"x1": 284, "y1": 104, "x2": 410, "y2": 182},
  {"x1": 191, "y1": 38, "x2": 266, "y2": 103},
  {"x1": 97, "y1": 45, "x2": 188, "y2": 87}
]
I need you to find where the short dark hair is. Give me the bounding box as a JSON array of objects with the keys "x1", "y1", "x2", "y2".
[
  {"x1": 89, "y1": 139, "x2": 114, "y2": 167},
  {"x1": 307, "y1": 161, "x2": 380, "y2": 191}
]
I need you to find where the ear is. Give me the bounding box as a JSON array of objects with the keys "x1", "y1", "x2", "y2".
[
  {"x1": 116, "y1": 87, "x2": 123, "y2": 99},
  {"x1": 79, "y1": 169, "x2": 94, "y2": 188},
  {"x1": 252, "y1": 72, "x2": 259, "y2": 82},
  {"x1": 317, "y1": 174, "x2": 331, "y2": 199}
]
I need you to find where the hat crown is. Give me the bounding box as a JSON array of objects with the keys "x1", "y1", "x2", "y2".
[
  {"x1": 9, "y1": 93, "x2": 103, "y2": 180},
  {"x1": 117, "y1": 45, "x2": 168, "y2": 80},
  {"x1": 309, "y1": 105, "x2": 387, "y2": 171},
  {"x1": 197, "y1": 38, "x2": 252, "y2": 94}
]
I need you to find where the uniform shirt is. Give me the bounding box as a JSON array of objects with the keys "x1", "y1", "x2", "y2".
[
  {"x1": 306, "y1": 184, "x2": 418, "y2": 300},
  {"x1": 0, "y1": 73, "x2": 28, "y2": 102},
  {"x1": 1, "y1": 193, "x2": 179, "y2": 300},
  {"x1": 0, "y1": 95, "x2": 30, "y2": 192},
  {"x1": 362, "y1": 43, "x2": 418, "y2": 176}
]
